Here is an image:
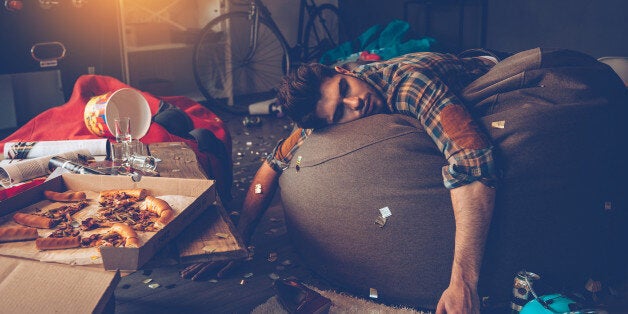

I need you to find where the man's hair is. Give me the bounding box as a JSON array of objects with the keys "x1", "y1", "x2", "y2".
[{"x1": 277, "y1": 63, "x2": 338, "y2": 129}]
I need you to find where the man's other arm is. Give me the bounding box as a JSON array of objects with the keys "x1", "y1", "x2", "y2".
[
  {"x1": 237, "y1": 161, "x2": 281, "y2": 243},
  {"x1": 436, "y1": 181, "x2": 495, "y2": 314}
]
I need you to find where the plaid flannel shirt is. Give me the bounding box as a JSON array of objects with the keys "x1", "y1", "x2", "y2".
[{"x1": 266, "y1": 52, "x2": 499, "y2": 189}]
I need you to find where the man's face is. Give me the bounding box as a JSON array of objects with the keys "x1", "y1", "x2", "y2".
[{"x1": 315, "y1": 69, "x2": 386, "y2": 125}]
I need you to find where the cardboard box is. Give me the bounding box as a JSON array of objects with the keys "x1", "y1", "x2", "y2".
[
  {"x1": 0, "y1": 256, "x2": 120, "y2": 314},
  {"x1": 0, "y1": 172, "x2": 215, "y2": 271},
  {"x1": 176, "y1": 203, "x2": 249, "y2": 264}
]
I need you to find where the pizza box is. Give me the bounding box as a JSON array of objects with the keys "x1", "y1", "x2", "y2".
[
  {"x1": 176, "y1": 202, "x2": 249, "y2": 264},
  {"x1": 0, "y1": 172, "x2": 216, "y2": 271},
  {"x1": 0, "y1": 255, "x2": 120, "y2": 314}
]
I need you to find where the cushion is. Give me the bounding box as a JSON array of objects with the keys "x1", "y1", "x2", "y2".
[{"x1": 279, "y1": 48, "x2": 628, "y2": 309}]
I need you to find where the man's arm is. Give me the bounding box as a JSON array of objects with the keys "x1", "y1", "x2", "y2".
[
  {"x1": 392, "y1": 64, "x2": 497, "y2": 311},
  {"x1": 181, "y1": 128, "x2": 308, "y2": 281},
  {"x1": 180, "y1": 162, "x2": 281, "y2": 280},
  {"x1": 436, "y1": 181, "x2": 495, "y2": 314},
  {"x1": 237, "y1": 127, "x2": 309, "y2": 241},
  {"x1": 236, "y1": 161, "x2": 281, "y2": 243}
]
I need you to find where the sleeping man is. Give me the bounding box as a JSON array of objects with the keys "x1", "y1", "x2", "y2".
[
  {"x1": 183, "y1": 47, "x2": 627, "y2": 312},
  {"x1": 185, "y1": 51, "x2": 504, "y2": 313}
]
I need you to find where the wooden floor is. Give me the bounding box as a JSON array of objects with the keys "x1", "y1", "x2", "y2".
[
  {"x1": 114, "y1": 112, "x2": 335, "y2": 313},
  {"x1": 114, "y1": 199, "x2": 326, "y2": 313}
]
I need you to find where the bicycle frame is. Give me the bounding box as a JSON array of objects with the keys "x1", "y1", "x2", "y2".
[
  {"x1": 244, "y1": 0, "x2": 290, "y2": 61},
  {"x1": 192, "y1": 0, "x2": 342, "y2": 111},
  {"x1": 296, "y1": 0, "x2": 307, "y2": 45},
  {"x1": 243, "y1": 0, "x2": 332, "y2": 62},
  {"x1": 298, "y1": 0, "x2": 337, "y2": 47}
]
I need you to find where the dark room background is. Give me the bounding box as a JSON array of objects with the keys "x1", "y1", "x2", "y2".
[
  {"x1": 340, "y1": 0, "x2": 628, "y2": 58},
  {"x1": 1, "y1": 0, "x2": 627, "y2": 135}
]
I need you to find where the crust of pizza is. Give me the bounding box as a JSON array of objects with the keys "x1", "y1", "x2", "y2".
[
  {"x1": 13, "y1": 213, "x2": 56, "y2": 229},
  {"x1": 35, "y1": 236, "x2": 81, "y2": 250},
  {"x1": 44, "y1": 190, "x2": 87, "y2": 202},
  {"x1": 0, "y1": 226, "x2": 39, "y2": 243},
  {"x1": 144, "y1": 196, "x2": 175, "y2": 229},
  {"x1": 99, "y1": 188, "x2": 148, "y2": 202},
  {"x1": 110, "y1": 223, "x2": 140, "y2": 248}
]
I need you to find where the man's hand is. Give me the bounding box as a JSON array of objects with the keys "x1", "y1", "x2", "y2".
[
  {"x1": 180, "y1": 260, "x2": 241, "y2": 281},
  {"x1": 435, "y1": 279, "x2": 480, "y2": 314}
]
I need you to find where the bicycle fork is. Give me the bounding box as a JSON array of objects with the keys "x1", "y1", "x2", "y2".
[{"x1": 246, "y1": 1, "x2": 260, "y2": 62}]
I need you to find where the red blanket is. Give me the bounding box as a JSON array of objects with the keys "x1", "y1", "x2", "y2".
[{"x1": 0, "y1": 75, "x2": 232, "y2": 200}]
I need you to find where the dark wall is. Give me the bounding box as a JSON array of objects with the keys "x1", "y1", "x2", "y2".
[
  {"x1": 0, "y1": 0, "x2": 123, "y2": 99},
  {"x1": 487, "y1": 0, "x2": 627, "y2": 57},
  {"x1": 340, "y1": 0, "x2": 628, "y2": 58}
]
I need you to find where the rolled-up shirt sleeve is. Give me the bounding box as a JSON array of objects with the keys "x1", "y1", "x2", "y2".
[
  {"x1": 350, "y1": 53, "x2": 502, "y2": 190},
  {"x1": 442, "y1": 146, "x2": 499, "y2": 189},
  {"x1": 264, "y1": 128, "x2": 311, "y2": 173},
  {"x1": 392, "y1": 71, "x2": 500, "y2": 190}
]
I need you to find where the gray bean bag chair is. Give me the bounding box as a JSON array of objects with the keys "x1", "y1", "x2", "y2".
[{"x1": 279, "y1": 48, "x2": 627, "y2": 309}]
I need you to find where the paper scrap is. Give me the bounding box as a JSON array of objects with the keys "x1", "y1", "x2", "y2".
[
  {"x1": 491, "y1": 120, "x2": 505, "y2": 129},
  {"x1": 202, "y1": 246, "x2": 217, "y2": 253},
  {"x1": 379, "y1": 206, "x2": 392, "y2": 218},
  {"x1": 369, "y1": 288, "x2": 378, "y2": 299},
  {"x1": 374, "y1": 216, "x2": 387, "y2": 228}
]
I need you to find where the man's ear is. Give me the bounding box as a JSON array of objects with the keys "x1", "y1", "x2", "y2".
[{"x1": 334, "y1": 66, "x2": 352, "y2": 75}]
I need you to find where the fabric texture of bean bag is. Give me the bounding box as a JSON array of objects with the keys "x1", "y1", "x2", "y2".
[{"x1": 279, "y1": 48, "x2": 628, "y2": 309}]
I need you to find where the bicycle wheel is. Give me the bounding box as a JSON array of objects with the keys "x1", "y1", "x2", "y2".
[
  {"x1": 303, "y1": 3, "x2": 347, "y2": 63},
  {"x1": 193, "y1": 11, "x2": 290, "y2": 113}
]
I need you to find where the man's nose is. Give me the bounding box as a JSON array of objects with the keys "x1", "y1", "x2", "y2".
[{"x1": 342, "y1": 96, "x2": 362, "y2": 110}]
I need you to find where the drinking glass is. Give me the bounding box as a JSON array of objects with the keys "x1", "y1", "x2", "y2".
[
  {"x1": 109, "y1": 141, "x2": 126, "y2": 165},
  {"x1": 128, "y1": 139, "x2": 146, "y2": 156},
  {"x1": 114, "y1": 116, "x2": 132, "y2": 165},
  {"x1": 114, "y1": 117, "x2": 132, "y2": 143}
]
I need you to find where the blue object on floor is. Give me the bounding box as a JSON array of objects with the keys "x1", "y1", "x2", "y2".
[{"x1": 520, "y1": 294, "x2": 607, "y2": 314}]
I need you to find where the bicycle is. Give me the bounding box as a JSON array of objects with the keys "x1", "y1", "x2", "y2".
[{"x1": 193, "y1": 0, "x2": 347, "y2": 114}]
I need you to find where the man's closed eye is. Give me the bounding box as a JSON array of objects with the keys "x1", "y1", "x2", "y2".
[
  {"x1": 339, "y1": 77, "x2": 349, "y2": 97},
  {"x1": 332, "y1": 78, "x2": 350, "y2": 123}
]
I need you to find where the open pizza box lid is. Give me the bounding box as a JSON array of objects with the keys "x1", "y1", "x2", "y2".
[{"x1": 0, "y1": 255, "x2": 119, "y2": 314}]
